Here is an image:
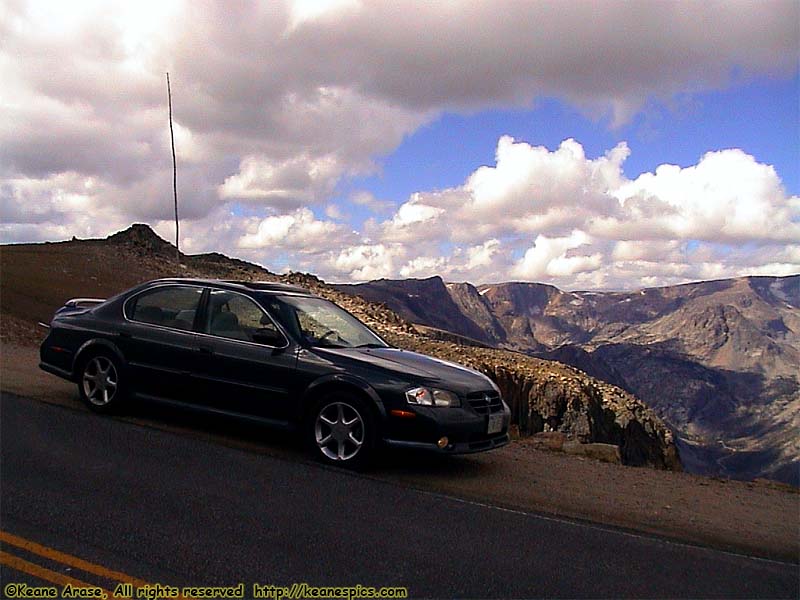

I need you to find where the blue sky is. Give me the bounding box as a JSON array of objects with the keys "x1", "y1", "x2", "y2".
[
  {"x1": 2, "y1": 1, "x2": 798, "y2": 289},
  {"x1": 347, "y1": 73, "x2": 799, "y2": 211}
]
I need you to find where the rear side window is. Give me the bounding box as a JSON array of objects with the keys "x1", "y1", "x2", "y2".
[{"x1": 127, "y1": 286, "x2": 203, "y2": 331}]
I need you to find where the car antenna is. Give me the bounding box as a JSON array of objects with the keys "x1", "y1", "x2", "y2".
[{"x1": 166, "y1": 72, "x2": 180, "y2": 270}]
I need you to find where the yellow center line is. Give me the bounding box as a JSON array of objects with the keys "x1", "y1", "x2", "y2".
[
  {"x1": 0, "y1": 550, "x2": 115, "y2": 597},
  {"x1": 0, "y1": 531, "x2": 196, "y2": 599},
  {"x1": 0, "y1": 530, "x2": 151, "y2": 588}
]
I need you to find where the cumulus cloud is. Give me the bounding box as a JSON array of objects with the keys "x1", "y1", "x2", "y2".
[
  {"x1": 238, "y1": 207, "x2": 352, "y2": 252},
  {"x1": 353, "y1": 136, "x2": 799, "y2": 288},
  {"x1": 349, "y1": 191, "x2": 394, "y2": 214},
  {"x1": 1, "y1": 0, "x2": 798, "y2": 288},
  {"x1": 327, "y1": 243, "x2": 404, "y2": 281},
  {"x1": 611, "y1": 240, "x2": 682, "y2": 263},
  {"x1": 219, "y1": 154, "x2": 344, "y2": 208},
  {"x1": 605, "y1": 150, "x2": 800, "y2": 242},
  {"x1": 464, "y1": 239, "x2": 502, "y2": 272},
  {"x1": 512, "y1": 231, "x2": 603, "y2": 280},
  {"x1": 380, "y1": 200, "x2": 447, "y2": 243}
]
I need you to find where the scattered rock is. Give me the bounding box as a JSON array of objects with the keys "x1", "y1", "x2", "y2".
[
  {"x1": 562, "y1": 441, "x2": 622, "y2": 464},
  {"x1": 526, "y1": 431, "x2": 568, "y2": 451}
]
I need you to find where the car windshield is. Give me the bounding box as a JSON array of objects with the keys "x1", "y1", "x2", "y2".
[{"x1": 263, "y1": 295, "x2": 388, "y2": 349}]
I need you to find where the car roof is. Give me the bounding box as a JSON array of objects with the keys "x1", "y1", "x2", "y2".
[{"x1": 146, "y1": 278, "x2": 314, "y2": 296}]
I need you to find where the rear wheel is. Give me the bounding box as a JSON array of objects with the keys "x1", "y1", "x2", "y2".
[
  {"x1": 78, "y1": 353, "x2": 126, "y2": 413},
  {"x1": 310, "y1": 394, "x2": 376, "y2": 469}
]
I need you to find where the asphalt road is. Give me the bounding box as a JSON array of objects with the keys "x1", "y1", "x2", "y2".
[{"x1": 1, "y1": 392, "x2": 797, "y2": 599}]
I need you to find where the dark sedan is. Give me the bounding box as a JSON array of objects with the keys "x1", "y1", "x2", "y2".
[{"x1": 40, "y1": 278, "x2": 510, "y2": 467}]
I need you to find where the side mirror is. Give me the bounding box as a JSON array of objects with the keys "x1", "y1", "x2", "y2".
[{"x1": 252, "y1": 328, "x2": 287, "y2": 348}]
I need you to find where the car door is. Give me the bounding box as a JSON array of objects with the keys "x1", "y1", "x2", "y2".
[
  {"x1": 118, "y1": 284, "x2": 204, "y2": 401},
  {"x1": 192, "y1": 289, "x2": 297, "y2": 423}
]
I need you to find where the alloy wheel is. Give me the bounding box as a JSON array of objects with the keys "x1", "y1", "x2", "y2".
[
  {"x1": 314, "y1": 402, "x2": 365, "y2": 462},
  {"x1": 82, "y1": 356, "x2": 119, "y2": 406}
]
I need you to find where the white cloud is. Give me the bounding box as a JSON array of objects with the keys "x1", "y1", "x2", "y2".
[
  {"x1": 606, "y1": 149, "x2": 800, "y2": 243},
  {"x1": 287, "y1": 0, "x2": 361, "y2": 31},
  {"x1": 350, "y1": 191, "x2": 394, "y2": 214},
  {"x1": 611, "y1": 240, "x2": 682, "y2": 262},
  {"x1": 3, "y1": 1, "x2": 796, "y2": 202},
  {"x1": 399, "y1": 256, "x2": 448, "y2": 279},
  {"x1": 324, "y1": 203, "x2": 345, "y2": 220},
  {"x1": 328, "y1": 243, "x2": 403, "y2": 281},
  {"x1": 464, "y1": 137, "x2": 627, "y2": 232},
  {"x1": 466, "y1": 137, "x2": 625, "y2": 215},
  {"x1": 1, "y1": 1, "x2": 798, "y2": 289},
  {"x1": 0, "y1": 171, "x2": 137, "y2": 237},
  {"x1": 220, "y1": 154, "x2": 344, "y2": 208},
  {"x1": 512, "y1": 231, "x2": 602, "y2": 279},
  {"x1": 360, "y1": 137, "x2": 799, "y2": 288},
  {"x1": 464, "y1": 239, "x2": 502, "y2": 271},
  {"x1": 238, "y1": 207, "x2": 350, "y2": 253},
  {"x1": 163, "y1": 121, "x2": 211, "y2": 164},
  {"x1": 392, "y1": 201, "x2": 445, "y2": 227}
]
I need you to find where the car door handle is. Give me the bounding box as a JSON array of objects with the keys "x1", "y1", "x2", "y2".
[
  {"x1": 117, "y1": 331, "x2": 132, "y2": 339},
  {"x1": 196, "y1": 345, "x2": 214, "y2": 355}
]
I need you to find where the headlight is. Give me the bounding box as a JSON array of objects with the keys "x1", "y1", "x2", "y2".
[{"x1": 405, "y1": 387, "x2": 460, "y2": 407}]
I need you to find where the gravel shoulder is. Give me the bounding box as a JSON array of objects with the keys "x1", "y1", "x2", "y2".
[{"x1": 2, "y1": 341, "x2": 797, "y2": 563}]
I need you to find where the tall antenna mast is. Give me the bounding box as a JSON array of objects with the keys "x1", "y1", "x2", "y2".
[{"x1": 166, "y1": 72, "x2": 180, "y2": 266}]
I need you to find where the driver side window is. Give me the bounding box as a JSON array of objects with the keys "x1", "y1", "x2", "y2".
[{"x1": 205, "y1": 290, "x2": 283, "y2": 346}]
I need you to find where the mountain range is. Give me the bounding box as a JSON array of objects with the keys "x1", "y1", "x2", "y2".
[{"x1": 336, "y1": 274, "x2": 800, "y2": 485}]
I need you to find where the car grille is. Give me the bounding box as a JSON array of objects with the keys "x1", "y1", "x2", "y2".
[{"x1": 467, "y1": 390, "x2": 503, "y2": 414}]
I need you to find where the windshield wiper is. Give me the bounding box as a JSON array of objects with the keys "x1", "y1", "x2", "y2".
[
  {"x1": 312, "y1": 341, "x2": 348, "y2": 348},
  {"x1": 354, "y1": 343, "x2": 387, "y2": 348}
]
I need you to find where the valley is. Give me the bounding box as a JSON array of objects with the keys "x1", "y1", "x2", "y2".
[{"x1": 337, "y1": 275, "x2": 800, "y2": 484}]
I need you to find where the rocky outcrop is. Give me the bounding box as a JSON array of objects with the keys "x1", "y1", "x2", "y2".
[
  {"x1": 445, "y1": 282, "x2": 509, "y2": 345},
  {"x1": 335, "y1": 276, "x2": 499, "y2": 345},
  {"x1": 106, "y1": 223, "x2": 176, "y2": 255}
]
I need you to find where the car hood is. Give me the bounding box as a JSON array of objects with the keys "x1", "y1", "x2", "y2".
[{"x1": 313, "y1": 346, "x2": 495, "y2": 393}]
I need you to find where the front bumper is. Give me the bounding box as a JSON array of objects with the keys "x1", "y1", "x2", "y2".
[
  {"x1": 381, "y1": 399, "x2": 512, "y2": 454},
  {"x1": 384, "y1": 432, "x2": 510, "y2": 454}
]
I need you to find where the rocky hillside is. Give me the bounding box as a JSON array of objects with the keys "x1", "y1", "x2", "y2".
[
  {"x1": 1, "y1": 224, "x2": 679, "y2": 471},
  {"x1": 337, "y1": 275, "x2": 800, "y2": 485}
]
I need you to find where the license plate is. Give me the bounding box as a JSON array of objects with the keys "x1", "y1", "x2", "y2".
[{"x1": 487, "y1": 413, "x2": 504, "y2": 435}]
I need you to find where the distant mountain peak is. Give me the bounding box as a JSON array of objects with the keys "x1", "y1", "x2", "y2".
[{"x1": 374, "y1": 275, "x2": 445, "y2": 286}]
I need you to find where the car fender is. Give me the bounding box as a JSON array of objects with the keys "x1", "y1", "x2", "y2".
[
  {"x1": 301, "y1": 373, "x2": 387, "y2": 422},
  {"x1": 72, "y1": 338, "x2": 128, "y2": 377}
]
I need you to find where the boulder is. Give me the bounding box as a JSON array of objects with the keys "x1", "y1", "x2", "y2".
[{"x1": 563, "y1": 441, "x2": 622, "y2": 464}]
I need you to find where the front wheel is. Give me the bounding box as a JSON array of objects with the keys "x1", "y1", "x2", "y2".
[
  {"x1": 78, "y1": 353, "x2": 126, "y2": 413},
  {"x1": 310, "y1": 395, "x2": 376, "y2": 469}
]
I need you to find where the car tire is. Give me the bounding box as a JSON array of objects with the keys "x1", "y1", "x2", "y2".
[
  {"x1": 77, "y1": 352, "x2": 127, "y2": 414},
  {"x1": 308, "y1": 393, "x2": 376, "y2": 469}
]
